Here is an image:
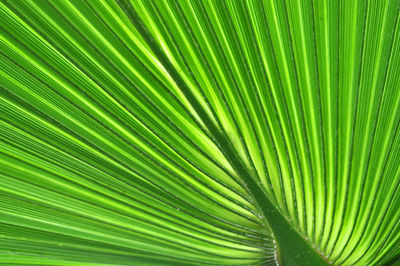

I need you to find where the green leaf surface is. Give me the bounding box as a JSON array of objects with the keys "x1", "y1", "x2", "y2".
[{"x1": 1, "y1": 0, "x2": 400, "y2": 265}]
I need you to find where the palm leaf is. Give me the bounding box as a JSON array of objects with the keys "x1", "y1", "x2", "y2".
[{"x1": 1, "y1": 0, "x2": 400, "y2": 265}]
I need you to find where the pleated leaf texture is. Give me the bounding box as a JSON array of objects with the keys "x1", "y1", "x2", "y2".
[{"x1": 1, "y1": 0, "x2": 400, "y2": 265}]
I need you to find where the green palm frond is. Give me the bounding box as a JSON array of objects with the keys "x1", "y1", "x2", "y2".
[{"x1": 1, "y1": 0, "x2": 400, "y2": 265}]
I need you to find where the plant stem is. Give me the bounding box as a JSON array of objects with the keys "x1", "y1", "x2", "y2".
[{"x1": 118, "y1": 1, "x2": 328, "y2": 264}]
